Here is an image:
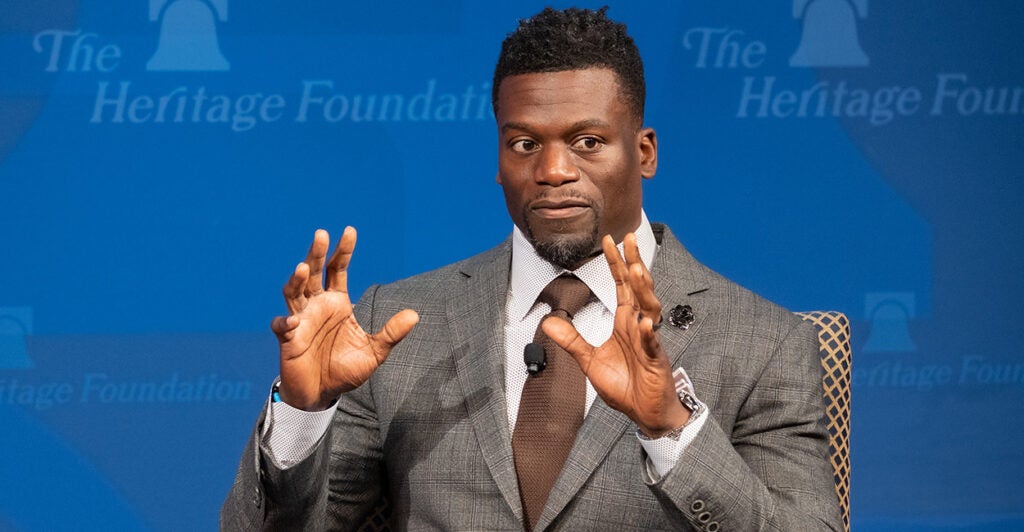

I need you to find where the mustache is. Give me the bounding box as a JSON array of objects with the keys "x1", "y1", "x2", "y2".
[{"x1": 527, "y1": 188, "x2": 597, "y2": 207}]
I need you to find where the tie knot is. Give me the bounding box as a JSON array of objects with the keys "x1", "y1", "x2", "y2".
[{"x1": 537, "y1": 274, "x2": 594, "y2": 319}]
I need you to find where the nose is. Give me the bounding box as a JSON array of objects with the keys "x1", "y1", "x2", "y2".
[{"x1": 535, "y1": 146, "x2": 579, "y2": 186}]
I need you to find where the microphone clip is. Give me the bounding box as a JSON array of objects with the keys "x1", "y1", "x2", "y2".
[{"x1": 524, "y1": 342, "x2": 546, "y2": 375}]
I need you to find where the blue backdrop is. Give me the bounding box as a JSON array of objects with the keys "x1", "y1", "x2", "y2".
[{"x1": 2, "y1": 1, "x2": 1022, "y2": 529}]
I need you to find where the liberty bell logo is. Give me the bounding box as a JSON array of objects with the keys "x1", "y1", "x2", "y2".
[
  {"x1": 790, "y1": 0, "x2": 869, "y2": 67},
  {"x1": 147, "y1": 0, "x2": 230, "y2": 71},
  {"x1": 0, "y1": 308, "x2": 33, "y2": 369},
  {"x1": 863, "y1": 293, "x2": 916, "y2": 353}
]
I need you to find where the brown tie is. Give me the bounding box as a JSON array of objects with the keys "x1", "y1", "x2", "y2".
[{"x1": 512, "y1": 274, "x2": 594, "y2": 531}]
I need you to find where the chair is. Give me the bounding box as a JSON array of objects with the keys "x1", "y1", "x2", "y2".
[
  {"x1": 358, "y1": 312, "x2": 853, "y2": 532},
  {"x1": 796, "y1": 311, "x2": 852, "y2": 532},
  {"x1": 357, "y1": 498, "x2": 390, "y2": 532}
]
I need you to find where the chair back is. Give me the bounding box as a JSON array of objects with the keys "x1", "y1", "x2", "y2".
[{"x1": 797, "y1": 310, "x2": 852, "y2": 532}]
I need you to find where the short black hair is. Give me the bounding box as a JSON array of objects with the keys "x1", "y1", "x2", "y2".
[{"x1": 492, "y1": 6, "x2": 646, "y2": 122}]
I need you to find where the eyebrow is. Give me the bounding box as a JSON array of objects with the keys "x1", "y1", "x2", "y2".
[{"x1": 500, "y1": 118, "x2": 612, "y2": 135}]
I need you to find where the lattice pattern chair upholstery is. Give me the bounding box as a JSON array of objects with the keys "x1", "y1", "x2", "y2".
[
  {"x1": 358, "y1": 312, "x2": 853, "y2": 532},
  {"x1": 357, "y1": 497, "x2": 390, "y2": 532},
  {"x1": 797, "y1": 310, "x2": 852, "y2": 532}
]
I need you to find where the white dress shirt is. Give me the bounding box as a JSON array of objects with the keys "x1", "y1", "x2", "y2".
[{"x1": 262, "y1": 211, "x2": 705, "y2": 479}]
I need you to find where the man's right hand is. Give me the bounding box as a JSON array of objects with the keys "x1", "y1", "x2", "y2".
[{"x1": 270, "y1": 227, "x2": 419, "y2": 411}]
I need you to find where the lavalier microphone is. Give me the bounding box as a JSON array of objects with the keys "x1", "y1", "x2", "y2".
[{"x1": 524, "y1": 342, "x2": 546, "y2": 375}]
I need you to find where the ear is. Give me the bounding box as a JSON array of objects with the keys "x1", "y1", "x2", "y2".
[
  {"x1": 638, "y1": 127, "x2": 658, "y2": 179},
  {"x1": 495, "y1": 171, "x2": 503, "y2": 185}
]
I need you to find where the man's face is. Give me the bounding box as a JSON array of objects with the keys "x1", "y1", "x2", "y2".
[{"x1": 495, "y1": 68, "x2": 657, "y2": 270}]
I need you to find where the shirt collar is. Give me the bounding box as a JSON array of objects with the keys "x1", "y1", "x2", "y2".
[{"x1": 509, "y1": 210, "x2": 657, "y2": 321}]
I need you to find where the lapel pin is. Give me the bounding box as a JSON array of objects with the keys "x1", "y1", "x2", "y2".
[{"x1": 668, "y1": 304, "x2": 695, "y2": 330}]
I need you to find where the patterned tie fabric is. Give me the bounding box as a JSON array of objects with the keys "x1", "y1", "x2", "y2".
[{"x1": 512, "y1": 274, "x2": 594, "y2": 530}]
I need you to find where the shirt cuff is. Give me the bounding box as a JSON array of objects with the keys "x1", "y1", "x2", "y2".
[
  {"x1": 260, "y1": 379, "x2": 338, "y2": 469},
  {"x1": 637, "y1": 411, "x2": 708, "y2": 480}
]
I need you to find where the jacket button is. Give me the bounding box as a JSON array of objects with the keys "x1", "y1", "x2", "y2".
[
  {"x1": 253, "y1": 486, "x2": 262, "y2": 508},
  {"x1": 707, "y1": 521, "x2": 720, "y2": 532},
  {"x1": 698, "y1": 511, "x2": 712, "y2": 524},
  {"x1": 690, "y1": 499, "x2": 706, "y2": 513}
]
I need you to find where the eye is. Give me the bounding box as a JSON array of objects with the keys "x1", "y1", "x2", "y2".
[
  {"x1": 510, "y1": 139, "x2": 539, "y2": 153},
  {"x1": 572, "y1": 136, "x2": 603, "y2": 152}
]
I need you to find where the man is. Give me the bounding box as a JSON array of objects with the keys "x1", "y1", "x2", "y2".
[{"x1": 222, "y1": 7, "x2": 842, "y2": 531}]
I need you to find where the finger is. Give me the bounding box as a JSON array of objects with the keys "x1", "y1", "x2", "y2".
[
  {"x1": 622, "y1": 232, "x2": 661, "y2": 325},
  {"x1": 326, "y1": 226, "x2": 357, "y2": 293},
  {"x1": 541, "y1": 315, "x2": 597, "y2": 373},
  {"x1": 270, "y1": 315, "x2": 299, "y2": 342},
  {"x1": 602, "y1": 235, "x2": 634, "y2": 310},
  {"x1": 623, "y1": 232, "x2": 642, "y2": 268},
  {"x1": 303, "y1": 229, "x2": 330, "y2": 296},
  {"x1": 370, "y1": 309, "x2": 420, "y2": 362},
  {"x1": 639, "y1": 316, "x2": 667, "y2": 361},
  {"x1": 629, "y1": 261, "x2": 662, "y2": 324},
  {"x1": 623, "y1": 233, "x2": 648, "y2": 314},
  {"x1": 283, "y1": 262, "x2": 310, "y2": 314}
]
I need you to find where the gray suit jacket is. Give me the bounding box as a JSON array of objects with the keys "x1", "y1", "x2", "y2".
[{"x1": 222, "y1": 224, "x2": 843, "y2": 531}]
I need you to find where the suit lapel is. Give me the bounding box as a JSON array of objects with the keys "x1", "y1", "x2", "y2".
[
  {"x1": 537, "y1": 224, "x2": 711, "y2": 529},
  {"x1": 447, "y1": 240, "x2": 524, "y2": 520},
  {"x1": 650, "y1": 224, "x2": 712, "y2": 369},
  {"x1": 650, "y1": 227, "x2": 711, "y2": 370}
]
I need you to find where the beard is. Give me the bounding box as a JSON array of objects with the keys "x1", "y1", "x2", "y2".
[{"x1": 525, "y1": 211, "x2": 602, "y2": 271}]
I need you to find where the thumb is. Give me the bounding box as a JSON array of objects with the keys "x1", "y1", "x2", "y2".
[
  {"x1": 541, "y1": 315, "x2": 596, "y2": 367},
  {"x1": 370, "y1": 309, "x2": 420, "y2": 362},
  {"x1": 270, "y1": 315, "x2": 299, "y2": 343}
]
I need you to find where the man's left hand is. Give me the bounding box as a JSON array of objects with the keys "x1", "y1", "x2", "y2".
[{"x1": 542, "y1": 233, "x2": 690, "y2": 438}]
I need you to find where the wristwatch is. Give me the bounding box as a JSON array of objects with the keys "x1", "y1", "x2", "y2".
[{"x1": 636, "y1": 389, "x2": 704, "y2": 441}]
